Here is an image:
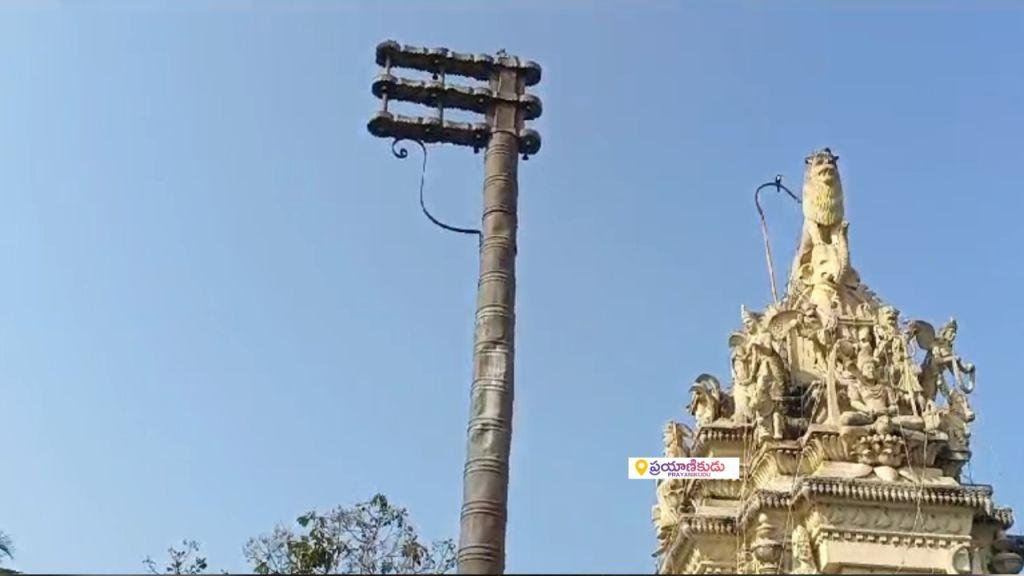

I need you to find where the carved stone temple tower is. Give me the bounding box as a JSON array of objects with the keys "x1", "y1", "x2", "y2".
[{"x1": 652, "y1": 149, "x2": 1024, "y2": 574}]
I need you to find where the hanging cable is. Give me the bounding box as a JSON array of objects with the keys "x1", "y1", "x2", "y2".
[
  {"x1": 777, "y1": 389, "x2": 822, "y2": 574},
  {"x1": 391, "y1": 138, "x2": 482, "y2": 241},
  {"x1": 755, "y1": 176, "x2": 801, "y2": 304},
  {"x1": 889, "y1": 333, "x2": 927, "y2": 575}
]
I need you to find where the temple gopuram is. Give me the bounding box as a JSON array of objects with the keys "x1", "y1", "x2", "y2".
[{"x1": 653, "y1": 149, "x2": 1024, "y2": 574}]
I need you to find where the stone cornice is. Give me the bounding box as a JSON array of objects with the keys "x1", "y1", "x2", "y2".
[
  {"x1": 747, "y1": 442, "x2": 805, "y2": 488},
  {"x1": 691, "y1": 422, "x2": 754, "y2": 454},
  {"x1": 692, "y1": 478, "x2": 746, "y2": 501},
  {"x1": 738, "y1": 479, "x2": 1002, "y2": 528},
  {"x1": 662, "y1": 515, "x2": 740, "y2": 575},
  {"x1": 802, "y1": 477, "x2": 994, "y2": 507},
  {"x1": 816, "y1": 528, "x2": 970, "y2": 549},
  {"x1": 679, "y1": 515, "x2": 739, "y2": 536}
]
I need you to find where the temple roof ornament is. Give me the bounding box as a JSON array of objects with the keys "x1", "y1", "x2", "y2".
[{"x1": 655, "y1": 148, "x2": 1022, "y2": 574}]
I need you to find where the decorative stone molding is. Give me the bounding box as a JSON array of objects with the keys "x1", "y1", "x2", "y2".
[
  {"x1": 736, "y1": 479, "x2": 999, "y2": 525},
  {"x1": 692, "y1": 478, "x2": 746, "y2": 501},
  {"x1": 815, "y1": 503, "x2": 973, "y2": 535},
  {"x1": 690, "y1": 423, "x2": 754, "y2": 455},
  {"x1": 801, "y1": 477, "x2": 995, "y2": 508},
  {"x1": 992, "y1": 507, "x2": 1015, "y2": 529},
  {"x1": 677, "y1": 549, "x2": 738, "y2": 575},
  {"x1": 815, "y1": 528, "x2": 968, "y2": 549},
  {"x1": 662, "y1": 523, "x2": 740, "y2": 574},
  {"x1": 747, "y1": 443, "x2": 806, "y2": 488},
  {"x1": 678, "y1": 515, "x2": 738, "y2": 536}
]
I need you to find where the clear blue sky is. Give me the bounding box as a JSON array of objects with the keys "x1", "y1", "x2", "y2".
[{"x1": 1, "y1": 1, "x2": 1022, "y2": 572}]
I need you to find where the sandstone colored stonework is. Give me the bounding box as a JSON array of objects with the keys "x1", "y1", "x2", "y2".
[{"x1": 654, "y1": 149, "x2": 1023, "y2": 574}]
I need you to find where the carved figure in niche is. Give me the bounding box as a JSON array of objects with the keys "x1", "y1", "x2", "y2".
[
  {"x1": 743, "y1": 306, "x2": 788, "y2": 384},
  {"x1": 767, "y1": 302, "x2": 833, "y2": 375},
  {"x1": 729, "y1": 307, "x2": 788, "y2": 439},
  {"x1": 729, "y1": 329, "x2": 756, "y2": 423},
  {"x1": 687, "y1": 374, "x2": 734, "y2": 427},
  {"x1": 855, "y1": 325, "x2": 875, "y2": 365},
  {"x1": 940, "y1": 387, "x2": 975, "y2": 453},
  {"x1": 910, "y1": 318, "x2": 976, "y2": 407},
  {"x1": 839, "y1": 355, "x2": 893, "y2": 425},
  {"x1": 750, "y1": 373, "x2": 785, "y2": 442},
  {"x1": 729, "y1": 306, "x2": 786, "y2": 424},
  {"x1": 664, "y1": 420, "x2": 691, "y2": 458},
  {"x1": 837, "y1": 349, "x2": 927, "y2": 467},
  {"x1": 839, "y1": 355, "x2": 924, "y2": 431},
  {"x1": 652, "y1": 421, "x2": 692, "y2": 553},
  {"x1": 873, "y1": 306, "x2": 924, "y2": 415},
  {"x1": 790, "y1": 524, "x2": 818, "y2": 574},
  {"x1": 752, "y1": 377, "x2": 785, "y2": 441}
]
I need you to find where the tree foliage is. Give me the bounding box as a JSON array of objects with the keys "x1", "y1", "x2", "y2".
[
  {"x1": 0, "y1": 532, "x2": 11, "y2": 562},
  {"x1": 243, "y1": 494, "x2": 456, "y2": 574},
  {"x1": 0, "y1": 532, "x2": 16, "y2": 574},
  {"x1": 143, "y1": 539, "x2": 209, "y2": 575}
]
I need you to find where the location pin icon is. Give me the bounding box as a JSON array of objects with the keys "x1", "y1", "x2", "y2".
[{"x1": 634, "y1": 459, "x2": 649, "y2": 476}]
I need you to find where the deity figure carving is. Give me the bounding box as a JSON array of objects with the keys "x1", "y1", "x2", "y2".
[
  {"x1": 839, "y1": 355, "x2": 924, "y2": 432},
  {"x1": 932, "y1": 388, "x2": 975, "y2": 480},
  {"x1": 839, "y1": 355, "x2": 894, "y2": 426},
  {"x1": 767, "y1": 301, "x2": 833, "y2": 376},
  {"x1": 752, "y1": 384, "x2": 785, "y2": 442},
  {"x1": 664, "y1": 421, "x2": 691, "y2": 459},
  {"x1": 911, "y1": 318, "x2": 976, "y2": 407},
  {"x1": 873, "y1": 306, "x2": 923, "y2": 414},
  {"x1": 790, "y1": 524, "x2": 818, "y2": 574},
  {"x1": 652, "y1": 421, "x2": 692, "y2": 554},
  {"x1": 729, "y1": 307, "x2": 788, "y2": 440},
  {"x1": 687, "y1": 373, "x2": 734, "y2": 427},
  {"x1": 855, "y1": 325, "x2": 875, "y2": 365},
  {"x1": 742, "y1": 306, "x2": 788, "y2": 384},
  {"x1": 837, "y1": 350, "x2": 929, "y2": 467},
  {"x1": 939, "y1": 387, "x2": 976, "y2": 454},
  {"x1": 729, "y1": 328, "x2": 756, "y2": 423}
]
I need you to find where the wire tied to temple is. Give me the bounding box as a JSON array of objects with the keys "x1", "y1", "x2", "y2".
[
  {"x1": 755, "y1": 175, "x2": 801, "y2": 303},
  {"x1": 391, "y1": 138, "x2": 482, "y2": 242}
]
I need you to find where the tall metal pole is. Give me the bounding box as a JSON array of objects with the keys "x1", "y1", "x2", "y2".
[
  {"x1": 458, "y1": 66, "x2": 521, "y2": 573},
  {"x1": 366, "y1": 41, "x2": 541, "y2": 575}
]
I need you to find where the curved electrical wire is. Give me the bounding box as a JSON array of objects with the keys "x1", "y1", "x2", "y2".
[
  {"x1": 754, "y1": 175, "x2": 801, "y2": 303},
  {"x1": 391, "y1": 138, "x2": 482, "y2": 240}
]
